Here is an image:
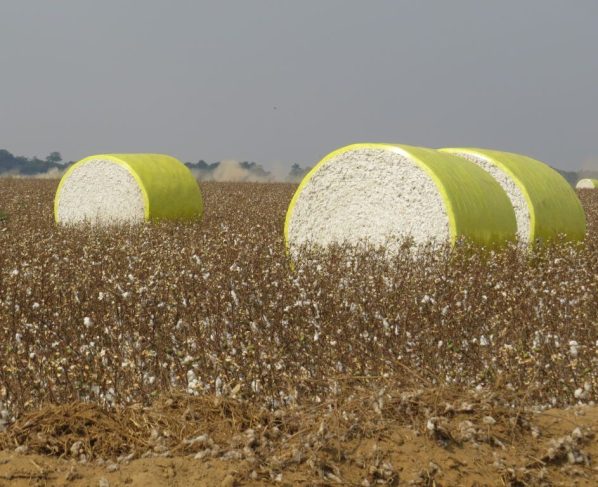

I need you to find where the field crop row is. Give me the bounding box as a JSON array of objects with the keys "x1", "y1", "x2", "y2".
[{"x1": 0, "y1": 180, "x2": 596, "y2": 420}]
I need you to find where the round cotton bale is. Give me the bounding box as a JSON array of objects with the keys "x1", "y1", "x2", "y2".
[
  {"x1": 576, "y1": 178, "x2": 598, "y2": 189},
  {"x1": 55, "y1": 154, "x2": 203, "y2": 225},
  {"x1": 440, "y1": 148, "x2": 587, "y2": 244},
  {"x1": 284, "y1": 143, "x2": 517, "y2": 256}
]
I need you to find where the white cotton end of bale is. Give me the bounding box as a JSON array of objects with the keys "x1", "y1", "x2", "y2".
[
  {"x1": 451, "y1": 152, "x2": 531, "y2": 245},
  {"x1": 286, "y1": 147, "x2": 450, "y2": 256},
  {"x1": 56, "y1": 159, "x2": 145, "y2": 225},
  {"x1": 576, "y1": 178, "x2": 597, "y2": 189}
]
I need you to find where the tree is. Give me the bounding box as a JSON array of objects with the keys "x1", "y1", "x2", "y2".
[
  {"x1": 45, "y1": 151, "x2": 62, "y2": 164},
  {"x1": 287, "y1": 163, "x2": 311, "y2": 182}
]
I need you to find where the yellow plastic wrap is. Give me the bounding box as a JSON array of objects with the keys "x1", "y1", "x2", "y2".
[
  {"x1": 285, "y1": 143, "x2": 517, "y2": 251},
  {"x1": 54, "y1": 154, "x2": 203, "y2": 223},
  {"x1": 441, "y1": 148, "x2": 587, "y2": 243}
]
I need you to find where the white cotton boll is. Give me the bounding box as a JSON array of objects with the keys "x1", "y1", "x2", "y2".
[
  {"x1": 569, "y1": 340, "x2": 579, "y2": 358},
  {"x1": 532, "y1": 332, "x2": 542, "y2": 350},
  {"x1": 83, "y1": 317, "x2": 93, "y2": 328},
  {"x1": 574, "y1": 383, "x2": 592, "y2": 401},
  {"x1": 447, "y1": 151, "x2": 531, "y2": 243},
  {"x1": 56, "y1": 160, "x2": 145, "y2": 225},
  {"x1": 186, "y1": 370, "x2": 201, "y2": 394},
  {"x1": 286, "y1": 147, "x2": 453, "y2": 257},
  {"x1": 105, "y1": 388, "x2": 115, "y2": 404},
  {"x1": 576, "y1": 178, "x2": 598, "y2": 189},
  {"x1": 480, "y1": 335, "x2": 490, "y2": 346}
]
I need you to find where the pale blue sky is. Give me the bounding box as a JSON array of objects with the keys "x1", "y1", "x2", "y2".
[{"x1": 1, "y1": 1, "x2": 597, "y2": 171}]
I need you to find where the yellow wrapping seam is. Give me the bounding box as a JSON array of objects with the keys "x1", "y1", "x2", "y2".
[
  {"x1": 441, "y1": 148, "x2": 587, "y2": 242},
  {"x1": 284, "y1": 143, "x2": 517, "y2": 252},
  {"x1": 54, "y1": 154, "x2": 203, "y2": 223}
]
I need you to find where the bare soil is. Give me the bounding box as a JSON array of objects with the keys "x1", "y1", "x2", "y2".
[{"x1": 0, "y1": 392, "x2": 596, "y2": 486}]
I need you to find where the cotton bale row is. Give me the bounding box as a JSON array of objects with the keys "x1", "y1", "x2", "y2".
[
  {"x1": 284, "y1": 143, "x2": 518, "y2": 257},
  {"x1": 440, "y1": 148, "x2": 586, "y2": 244},
  {"x1": 576, "y1": 178, "x2": 598, "y2": 189},
  {"x1": 55, "y1": 154, "x2": 203, "y2": 225}
]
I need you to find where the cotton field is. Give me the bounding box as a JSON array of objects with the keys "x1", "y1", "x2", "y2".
[{"x1": 0, "y1": 179, "x2": 596, "y2": 485}]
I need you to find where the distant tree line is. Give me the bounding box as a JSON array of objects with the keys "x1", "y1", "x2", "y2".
[
  {"x1": 0, "y1": 148, "x2": 313, "y2": 182},
  {"x1": 0, "y1": 149, "x2": 70, "y2": 176},
  {"x1": 1, "y1": 148, "x2": 593, "y2": 184}
]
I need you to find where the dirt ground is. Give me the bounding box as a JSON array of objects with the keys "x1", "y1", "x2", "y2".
[{"x1": 0, "y1": 404, "x2": 596, "y2": 486}]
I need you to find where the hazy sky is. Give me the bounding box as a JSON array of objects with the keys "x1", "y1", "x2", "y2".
[{"x1": 1, "y1": 1, "x2": 597, "y2": 171}]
